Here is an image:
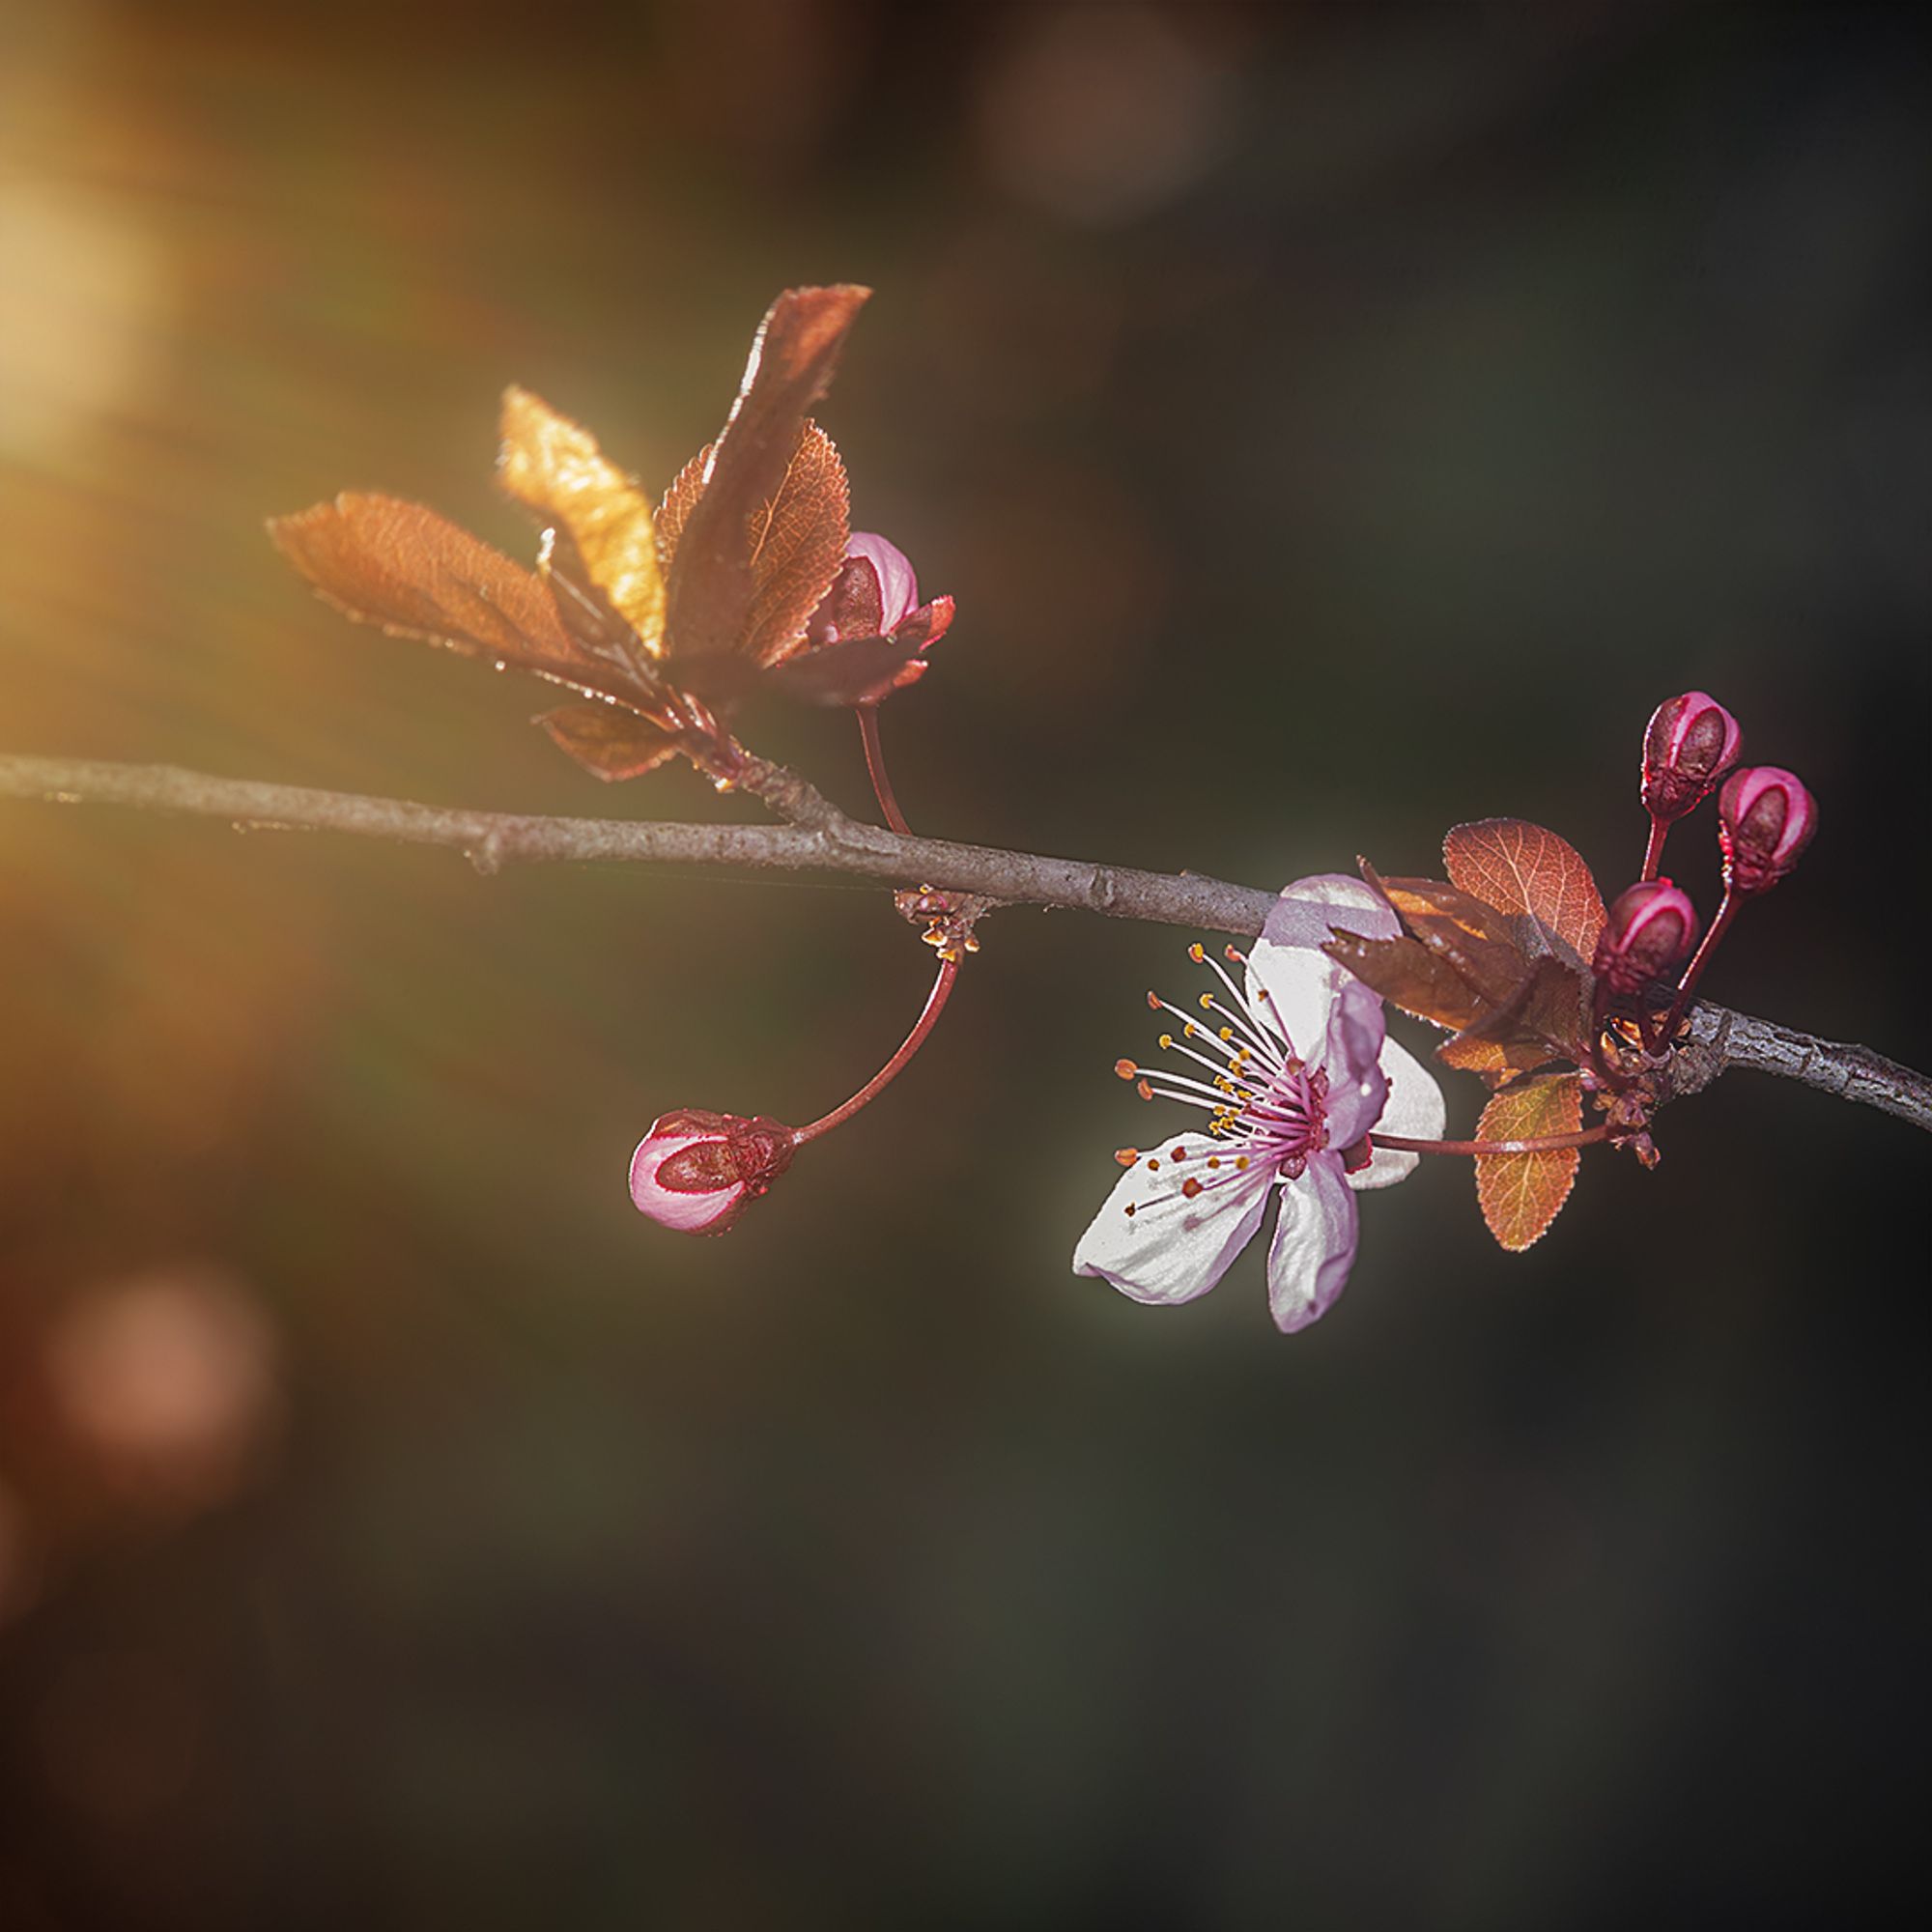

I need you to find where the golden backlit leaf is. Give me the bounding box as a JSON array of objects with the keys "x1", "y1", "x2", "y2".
[
  {"x1": 1323, "y1": 933, "x2": 1488, "y2": 1034},
  {"x1": 1443, "y1": 819, "x2": 1607, "y2": 967},
  {"x1": 269, "y1": 493, "x2": 592, "y2": 677},
  {"x1": 1473, "y1": 1072, "x2": 1584, "y2": 1252},
  {"x1": 535, "y1": 703, "x2": 681, "y2": 782},
  {"x1": 497, "y1": 385, "x2": 667, "y2": 662},
  {"x1": 664, "y1": 284, "x2": 869, "y2": 664}
]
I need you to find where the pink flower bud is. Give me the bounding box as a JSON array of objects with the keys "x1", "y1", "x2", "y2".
[
  {"x1": 845, "y1": 533, "x2": 920, "y2": 634},
  {"x1": 629, "y1": 1108, "x2": 795, "y2": 1236},
  {"x1": 1641, "y1": 692, "x2": 1744, "y2": 822},
  {"x1": 1719, "y1": 766, "x2": 1818, "y2": 895},
  {"x1": 786, "y1": 531, "x2": 956, "y2": 706},
  {"x1": 1592, "y1": 878, "x2": 1698, "y2": 994}
]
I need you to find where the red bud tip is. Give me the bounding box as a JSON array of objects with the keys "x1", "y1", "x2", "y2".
[
  {"x1": 1718, "y1": 765, "x2": 1818, "y2": 895},
  {"x1": 630, "y1": 1107, "x2": 795, "y2": 1236},
  {"x1": 1592, "y1": 878, "x2": 1699, "y2": 993},
  {"x1": 1641, "y1": 691, "x2": 1744, "y2": 822}
]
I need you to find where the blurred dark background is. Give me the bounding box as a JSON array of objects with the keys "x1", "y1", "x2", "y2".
[{"x1": 2, "y1": 3, "x2": 1928, "y2": 1926}]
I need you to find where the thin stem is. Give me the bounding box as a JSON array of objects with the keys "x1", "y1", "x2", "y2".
[
  {"x1": 792, "y1": 954, "x2": 960, "y2": 1144},
  {"x1": 3, "y1": 751, "x2": 1928, "y2": 1131},
  {"x1": 1373, "y1": 1126, "x2": 1609, "y2": 1156},
  {"x1": 1663, "y1": 889, "x2": 1739, "y2": 1040},
  {"x1": 1640, "y1": 814, "x2": 1669, "y2": 884},
  {"x1": 857, "y1": 703, "x2": 913, "y2": 836}
]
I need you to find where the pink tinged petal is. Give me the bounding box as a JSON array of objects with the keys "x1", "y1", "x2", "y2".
[
  {"x1": 629, "y1": 1132, "x2": 746, "y2": 1235},
  {"x1": 1259, "y1": 873, "x2": 1401, "y2": 952},
  {"x1": 1349, "y1": 1036, "x2": 1445, "y2": 1191},
  {"x1": 845, "y1": 533, "x2": 920, "y2": 633},
  {"x1": 1266, "y1": 1152, "x2": 1360, "y2": 1334},
  {"x1": 1072, "y1": 1133, "x2": 1272, "y2": 1307},
  {"x1": 1246, "y1": 874, "x2": 1401, "y2": 1058},
  {"x1": 1241, "y1": 938, "x2": 1359, "y2": 1075},
  {"x1": 1318, "y1": 977, "x2": 1391, "y2": 1151}
]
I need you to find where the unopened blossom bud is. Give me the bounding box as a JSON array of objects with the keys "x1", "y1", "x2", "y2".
[
  {"x1": 1641, "y1": 691, "x2": 1744, "y2": 822},
  {"x1": 1719, "y1": 766, "x2": 1818, "y2": 896},
  {"x1": 784, "y1": 532, "x2": 955, "y2": 705},
  {"x1": 629, "y1": 1108, "x2": 795, "y2": 1236},
  {"x1": 1592, "y1": 878, "x2": 1698, "y2": 994}
]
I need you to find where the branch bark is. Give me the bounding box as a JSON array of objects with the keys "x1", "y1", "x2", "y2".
[{"x1": 5, "y1": 752, "x2": 1927, "y2": 1133}]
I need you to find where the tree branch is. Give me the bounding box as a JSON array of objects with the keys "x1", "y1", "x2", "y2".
[{"x1": 4, "y1": 751, "x2": 1926, "y2": 1133}]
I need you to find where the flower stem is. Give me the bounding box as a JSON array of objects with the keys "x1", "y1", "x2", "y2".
[
  {"x1": 791, "y1": 954, "x2": 960, "y2": 1145},
  {"x1": 1372, "y1": 1126, "x2": 1609, "y2": 1156},
  {"x1": 1640, "y1": 814, "x2": 1669, "y2": 884},
  {"x1": 857, "y1": 703, "x2": 913, "y2": 837},
  {"x1": 1662, "y1": 889, "x2": 1739, "y2": 1041}
]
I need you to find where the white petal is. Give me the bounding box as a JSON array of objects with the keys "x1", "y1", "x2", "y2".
[
  {"x1": 1073, "y1": 1133, "x2": 1273, "y2": 1307},
  {"x1": 1349, "y1": 1036, "x2": 1446, "y2": 1190},
  {"x1": 1265, "y1": 1153, "x2": 1360, "y2": 1333},
  {"x1": 1244, "y1": 940, "x2": 1345, "y2": 1065}
]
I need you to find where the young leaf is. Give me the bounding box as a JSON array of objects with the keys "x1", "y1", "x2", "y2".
[
  {"x1": 740, "y1": 421, "x2": 851, "y2": 668},
  {"x1": 497, "y1": 387, "x2": 667, "y2": 664},
  {"x1": 1373, "y1": 872, "x2": 1533, "y2": 1009},
  {"x1": 1436, "y1": 956, "x2": 1591, "y2": 1084},
  {"x1": 270, "y1": 493, "x2": 609, "y2": 686},
  {"x1": 1473, "y1": 1072, "x2": 1584, "y2": 1252},
  {"x1": 536, "y1": 703, "x2": 681, "y2": 781},
  {"x1": 1443, "y1": 819, "x2": 1607, "y2": 966},
  {"x1": 1322, "y1": 933, "x2": 1489, "y2": 1034},
  {"x1": 656, "y1": 444, "x2": 710, "y2": 565},
  {"x1": 663, "y1": 284, "x2": 870, "y2": 666}
]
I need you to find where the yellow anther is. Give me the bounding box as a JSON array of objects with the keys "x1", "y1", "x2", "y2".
[
  {"x1": 1187, "y1": 943, "x2": 1206, "y2": 963},
  {"x1": 1236, "y1": 1155, "x2": 1251, "y2": 1170},
  {"x1": 1159, "y1": 1033, "x2": 1174, "y2": 1050},
  {"x1": 1199, "y1": 993, "x2": 1214, "y2": 1011}
]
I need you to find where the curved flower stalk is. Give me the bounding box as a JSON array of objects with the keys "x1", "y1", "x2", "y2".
[{"x1": 1074, "y1": 876, "x2": 1444, "y2": 1333}]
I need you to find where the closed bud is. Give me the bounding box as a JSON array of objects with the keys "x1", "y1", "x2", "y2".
[
  {"x1": 779, "y1": 531, "x2": 957, "y2": 706},
  {"x1": 629, "y1": 1108, "x2": 796, "y2": 1236},
  {"x1": 1593, "y1": 878, "x2": 1698, "y2": 994},
  {"x1": 1719, "y1": 766, "x2": 1818, "y2": 895},
  {"x1": 1641, "y1": 691, "x2": 1744, "y2": 822}
]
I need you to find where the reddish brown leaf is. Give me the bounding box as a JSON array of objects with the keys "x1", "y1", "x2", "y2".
[
  {"x1": 1323, "y1": 933, "x2": 1489, "y2": 1034},
  {"x1": 656, "y1": 444, "x2": 711, "y2": 566},
  {"x1": 1436, "y1": 956, "x2": 1590, "y2": 1085},
  {"x1": 1443, "y1": 819, "x2": 1607, "y2": 966},
  {"x1": 497, "y1": 386, "x2": 667, "y2": 661},
  {"x1": 1473, "y1": 1072, "x2": 1584, "y2": 1252},
  {"x1": 740, "y1": 421, "x2": 850, "y2": 668},
  {"x1": 1373, "y1": 871, "x2": 1533, "y2": 1009},
  {"x1": 536, "y1": 703, "x2": 681, "y2": 782},
  {"x1": 270, "y1": 493, "x2": 583, "y2": 669},
  {"x1": 767, "y1": 631, "x2": 929, "y2": 705},
  {"x1": 663, "y1": 284, "x2": 869, "y2": 665}
]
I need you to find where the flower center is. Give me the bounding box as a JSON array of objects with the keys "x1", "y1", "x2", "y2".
[{"x1": 1111, "y1": 943, "x2": 1331, "y2": 1214}]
